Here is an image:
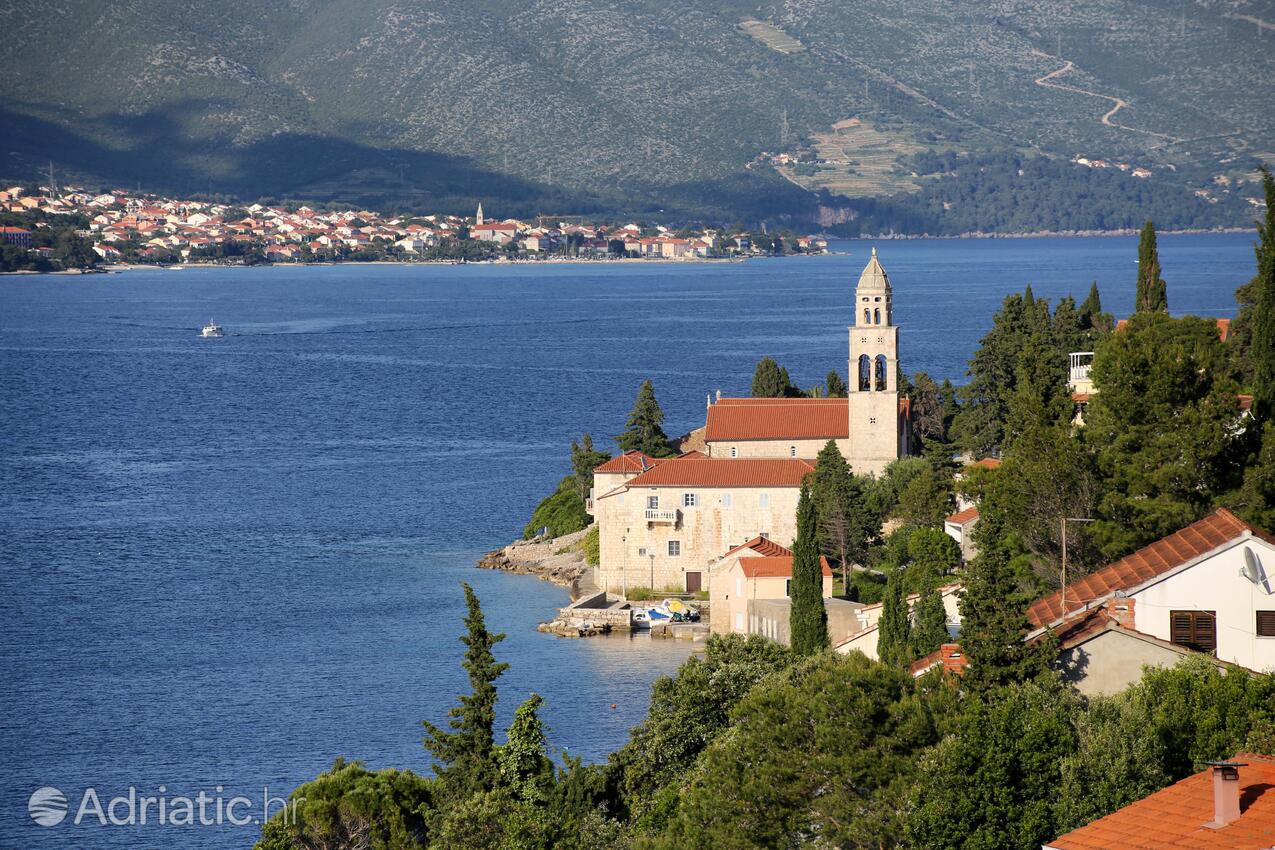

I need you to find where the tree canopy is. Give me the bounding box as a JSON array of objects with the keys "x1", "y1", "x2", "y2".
[{"x1": 615, "y1": 380, "x2": 675, "y2": 457}]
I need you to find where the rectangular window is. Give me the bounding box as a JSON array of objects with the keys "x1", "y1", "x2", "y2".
[
  {"x1": 722, "y1": 493, "x2": 732, "y2": 508},
  {"x1": 668, "y1": 540, "x2": 681, "y2": 557},
  {"x1": 734, "y1": 612, "x2": 744, "y2": 631},
  {"x1": 637, "y1": 547, "x2": 647, "y2": 557},
  {"x1": 759, "y1": 493, "x2": 770, "y2": 509},
  {"x1": 1258, "y1": 611, "x2": 1275, "y2": 637},
  {"x1": 1170, "y1": 610, "x2": 1217, "y2": 653},
  {"x1": 785, "y1": 579, "x2": 792, "y2": 597},
  {"x1": 683, "y1": 493, "x2": 697, "y2": 508},
  {"x1": 646, "y1": 495, "x2": 659, "y2": 510}
]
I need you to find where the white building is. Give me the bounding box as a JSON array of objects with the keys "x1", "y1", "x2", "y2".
[{"x1": 1026, "y1": 509, "x2": 1275, "y2": 673}]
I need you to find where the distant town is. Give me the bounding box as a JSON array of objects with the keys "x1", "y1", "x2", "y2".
[{"x1": 0, "y1": 184, "x2": 829, "y2": 273}]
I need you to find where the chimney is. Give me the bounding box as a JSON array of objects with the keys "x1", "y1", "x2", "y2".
[
  {"x1": 1203, "y1": 761, "x2": 1245, "y2": 829},
  {"x1": 1105, "y1": 596, "x2": 1135, "y2": 629},
  {"x1": 716, "y1": 389, "x2": 722, "y2": 402}
]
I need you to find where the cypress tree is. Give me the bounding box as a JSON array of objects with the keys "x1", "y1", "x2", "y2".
[
  {"x1": 911, "y1": 580, "x2": 950, "y2": 658},
  {"x1": 1135, "y1": 221, "x2": 1168, "y2": 314},
  {"x1": 615, "y1": 379, "x2": 674, "y2": 457},
  {"x1": 1250, "y1": 168, "x2": 1275, "y2": 424},
  {"x1": 807, "y1": 440, "x2": 878, "y2": 592},
  {"x1": 788, "y1": 485, "x2": 829, "y2": 655},
  {"x1": 877, "y1": 571, "x2": 911, "y2": 667},
  {"x1": 497, "y1": 693, "x2": 553, "y2": 802},
  {"x1": 423, "y1": 583, "x2": 510, "y2": 797}
]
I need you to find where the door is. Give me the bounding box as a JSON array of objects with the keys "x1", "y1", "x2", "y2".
[{"x1": 685, "y1": 571, "x2": 702, "y2": 593}]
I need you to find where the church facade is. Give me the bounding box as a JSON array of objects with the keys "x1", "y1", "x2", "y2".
[{"x1": 591, "y1": 249, "x2": 912, "y2": 593}]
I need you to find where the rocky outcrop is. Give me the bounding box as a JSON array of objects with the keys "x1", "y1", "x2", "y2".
[{"x1": 476, "y1": 526, "x2": 591, "y2": 594}]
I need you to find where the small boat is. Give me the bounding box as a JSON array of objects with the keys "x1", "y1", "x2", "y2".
[{"x1": 200, "y1": 319, "x2": 225, "y2": 338}]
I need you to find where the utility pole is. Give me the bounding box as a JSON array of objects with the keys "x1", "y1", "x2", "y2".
[{"x1": 1060, "y1": 517, "x2": 1096, "y2": 617}]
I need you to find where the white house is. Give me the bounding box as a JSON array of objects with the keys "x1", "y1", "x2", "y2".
[{"x1": 1026, "y1": 509, "x2": 1275, "y2": 673}]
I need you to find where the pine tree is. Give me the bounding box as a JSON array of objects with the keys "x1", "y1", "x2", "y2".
[
  {"x1": 615, "y1": 380, "x2": 674, "y2": 457},
  {"x1": 1250, "y1": 168, "x2": 1275, "y2": 424},
  {"x1": 1135, "y1": 221, "x2": 1168, "y2": 314},
  {"x1": 807, "y1": 441, "x2": 878, "y2": 591},
  {"x1": 788, "y1": 485, "x2": 829, "y2": 655},
  {"x1": 423, "y1": 583, "x2": 510, "y2": 797},
  {"x1": 825, "y1": 369, "x2": 848, "y2": 398},
  {"x1": 911, "y1": 580, "x2": 950, "y2": 658},
  {"x1": 877, "y1": 571, "x2": 911, "y2": 666},
  {"x1": 752, "y1": 356, "x2": 792, "y2": 398},
  {"x1": 957, "y1": 548, "x2": 1050, "y2": 690},
  {"x1": 1078, "y1": 281, "x2": 1113, "y2": 333}
]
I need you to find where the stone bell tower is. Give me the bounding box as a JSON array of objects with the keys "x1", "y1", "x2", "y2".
[{"x1": 847, "y1": 247, "x2": 901, "y2": 476}]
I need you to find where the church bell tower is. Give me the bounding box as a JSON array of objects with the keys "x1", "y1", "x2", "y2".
[{"x1": 847, "y1": 247, "x2": 901, "y2": 476}]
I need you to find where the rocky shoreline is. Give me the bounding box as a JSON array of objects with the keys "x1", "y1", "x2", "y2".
[{"x1": 475, "y1": 527, "x2": 592, "y2": 596}]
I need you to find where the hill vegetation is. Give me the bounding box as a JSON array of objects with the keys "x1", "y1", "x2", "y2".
[{"x1": 2, "y1": 0, "x2": 1268, "y2": 229}]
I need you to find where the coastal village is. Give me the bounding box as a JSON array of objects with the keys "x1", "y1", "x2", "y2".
[
  {"x1": 518, "y1": 247, "x2": 1275, "y2": 705},
  {"x1": 0, "y1": 184, "x2": 828, "y2": 270}
]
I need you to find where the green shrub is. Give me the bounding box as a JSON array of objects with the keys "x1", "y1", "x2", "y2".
[
  {"x1": 523, "y1": 476, "x2": 590, "y2": 539},
  {"x1": 583, "y1": 525, "x2": 600, "y2": 566}
]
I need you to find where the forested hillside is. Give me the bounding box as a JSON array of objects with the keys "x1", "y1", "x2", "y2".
[{"x1": 1, "y1": 0, "x2": 1270, "y2": 230}]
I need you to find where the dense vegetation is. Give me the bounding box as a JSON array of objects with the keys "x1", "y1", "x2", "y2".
[
  {"x1": 2, "y1": 1, "x2": 1268, "y2": 227},
  {"x1": 256, "y1": 597, "x2": 1275, "y2": 850}
]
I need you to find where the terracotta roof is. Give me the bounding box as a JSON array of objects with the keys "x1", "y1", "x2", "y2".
[
  {"x1": 1046, "y1": 753, "x2": 1275, "y2": 850},
  {"x1": 945, "y1": 507, "x2": 979, "y2": 525},
  {"x1": 1071, "y1": 392, "x2": 1092, "y2": 403},
  {"x1": 1239, "y1": 394, "x2": 1254, "y2": 412},
  {"x1": 723, "y1": 536, "x2": 793, "y2": 558},
  {"x1": 594, "y1": 450, "x2": 658, "y2": 474},
  {"x1": 910, "y1": 643, "x2": 969, "y2": 677},
  {"x1": 738, "y1": 555, "x2": 832, "y2": 579},
  {"x1": 1027, "y1": 509, "x2": 1275, "y2": 628},
  {"x1": 967, "y1": 457, "x2": 1001, "y2": 470},
  {"x1": 713, "y1": 397, "x2": 846, "y2": 406},
  {"x1": 624, "y1": 455, "x2": 814, "y2": 488},
  {"x1": 706, "y1": 399, "x2": 848, "y2": 441}
]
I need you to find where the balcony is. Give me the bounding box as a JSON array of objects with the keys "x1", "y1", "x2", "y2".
[
  {"x1": 1068, "y1": 351, "x2": 1094, "y2": 390},
  {"x1": 644, "y1": 508, "x2": 679, "y2": 524},
  {"x1": 585, "y1": 498, "x2": 594, "y2": 513}
]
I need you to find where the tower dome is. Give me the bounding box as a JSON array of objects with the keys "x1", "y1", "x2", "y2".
[{"x1": 857, "y1": 246, "x2": 891, "y2": 293}]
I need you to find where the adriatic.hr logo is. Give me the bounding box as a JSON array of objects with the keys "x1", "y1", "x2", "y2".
[
  {"x1": 27, "y1": 787, "x2": 68, "y2": 827},
  {"x1": 25, "y1": 785, "x2": 302, "y2": 828}
]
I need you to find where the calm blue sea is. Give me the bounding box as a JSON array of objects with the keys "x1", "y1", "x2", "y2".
[{"x1": 0, "y1": 232, "x2": 1258, "y2": 848}]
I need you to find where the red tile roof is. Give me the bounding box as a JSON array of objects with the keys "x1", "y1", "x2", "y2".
[
  {"x1": 594, "y1": 450, "x2": 658, "y2": 474},
  {"x1": 968, "y1": 457, "x2": 1002, "y2": 470},
  {"x1": 1027, "y1": 509, "x2": 1275, "y2": 628},
  {"x1": 624, "y1": 455, "x2": 814, "y2": 488},
  {"x1": 739, "y1": 555, "x2": 832, "y2": 579},
  {"x1": 723, "y1": 536, "x2": 793, "y2": 558},
  {"x1": 945, "y1": 506, "x2": 979, "y2": 525},
  {"x1": 1047, "y1": 753, "x2": 1275, "y2": 850},
  {"x1": 706, "y1": 398, "x2": 848, "y2": 441}
]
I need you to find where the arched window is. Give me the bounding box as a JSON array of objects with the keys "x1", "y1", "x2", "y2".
[
  {"x1": 874, "y1": 354, "x2": 888, "y2": 391},
  {"x1": 858, "y1": 354, "x2": 871, "y2": 391},
  {"x1": 863, "y1": 307, "x2": 870, "y2": 325},
  {"x1": 874, "y1": 308, "x2": 881, "y2": 324}
]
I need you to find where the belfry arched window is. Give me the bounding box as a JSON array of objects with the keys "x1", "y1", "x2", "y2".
[
  {"x1": 858, "y1": 354, "x2": 872, "y2": 391},
  {"x1": 874, "y1": 354, "x2": 888, "y2": 391},
  {"x1": 863, "y1": 308, "x2": 870, "y2": 325},
  {"x1": 874, "y1": 308, "x2": 881, "y2": 325}
]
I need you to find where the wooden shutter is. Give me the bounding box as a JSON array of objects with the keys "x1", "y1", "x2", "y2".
[
  {"x1": 1258, "y1": 611, "x2": 1275, "y2": 638},
  {"x1": 1170, "y1": 611, "x2": 1217, "y2": 652},
  {"x1": 1170, "y1": 611, "x2": 1195, "y2": 646}
]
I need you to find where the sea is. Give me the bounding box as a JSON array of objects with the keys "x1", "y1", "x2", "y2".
[{"x1": 0, "y1": 232, "x2": 1259, "y2": 848}]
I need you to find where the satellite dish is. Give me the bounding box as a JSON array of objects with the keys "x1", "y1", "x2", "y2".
[{"x1": 1241, "y1": 547, "x2": 1273, "y2": 594}]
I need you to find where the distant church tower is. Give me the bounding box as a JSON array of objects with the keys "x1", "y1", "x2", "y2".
[
  {"x1": 847, "y1": 247, "x2": 902, "y2": 476},
  {"x1": 475, "y1": 202, "x2": 484, "y2": 226}
]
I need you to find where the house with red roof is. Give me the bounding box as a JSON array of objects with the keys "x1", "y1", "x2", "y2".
[
  {"x1": 707, "y1": 537, "x2": 833, "y2": 636},
  {"x1": 1027, "y1": 508, "x2": 1275, "y2": 673},
  {"x1": 1044, "y1": 753, "x2": 1275, "y2": 850},
  {"x1": 591, "y1": 453, "x2": 814, "y2": 593}
]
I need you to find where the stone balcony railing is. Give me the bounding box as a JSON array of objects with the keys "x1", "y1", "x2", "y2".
[{"x1": 644, "y1": 508, "x2": 679, "y2": 524}]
